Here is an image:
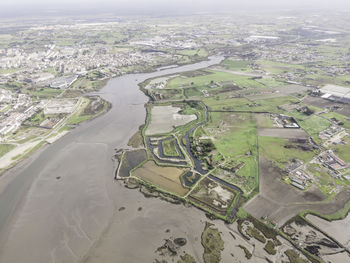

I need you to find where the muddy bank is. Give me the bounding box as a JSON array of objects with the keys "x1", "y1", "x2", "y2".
[{"x1": 283, "y1": 216, "x2": 349, "y2": 262}]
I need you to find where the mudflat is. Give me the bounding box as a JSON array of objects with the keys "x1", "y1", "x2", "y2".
[
  {"x1": 145, "y1": 105, "x2": 197, "y2": 136},
  {"x1": 0, "y1": 57, "x2": 224, "y2": 263}
]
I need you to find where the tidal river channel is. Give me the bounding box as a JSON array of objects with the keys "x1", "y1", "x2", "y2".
[{"x1": 0, "y1": 56, "x2": 223, "y2": 263}]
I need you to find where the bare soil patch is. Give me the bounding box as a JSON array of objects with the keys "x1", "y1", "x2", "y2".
[
  {"x1": 189, "y1": 177, "x2": 236, "y2": 216},
  {"x1": 244, "y1": 156, "x2": 325, "y2": 225},
  {"x1": 181, "y1": 70, "x2": 210, "y2": 78},
  {"x1": 132, "y1": 161, "x2": 189, "y2": 196},
  {"x1": 303, "y1": 96, "x2": 337, "y2": 108},
  {"x1": 245, "y1": 155, "x2": 350, "y2": 226},
  {"x1": 276, "y1": 84, "x2": 309, "y2": 95},
  {"x1": 303, "y1": 96, "x2": 350, "y2": 117},
  {"x1": 258, "y1": 128, "x2": 309, "y2": 139}
]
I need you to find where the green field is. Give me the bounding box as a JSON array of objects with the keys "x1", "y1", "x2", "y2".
[
  {"x1": 332, "y1": 137, "x2": 350, "y2": 163},
  {"x1": 66, "y1": 114, "x2": 91, "y2": 125},
  {"x1": 206, "y1": 112, "x2": 257, "y2": 157},
  {"x1": 27, "y1": 110, "x2": 46, "y2": 126},
  {"x1": 25, "y1": 88, "x2": 62, "y2": 99},
  {"x1": 321, "y1": 112, "x2": 350, "y2": 129},
  {"x1": 0, "y1": 105, "x2": 11, "y2": 113},
  {"x1": 0, "y1": 34, "x2": 13, "y2": 48},
  {"x1": 307, "y1": 163, "x2": 334, "y2": 197},
  {"x1": 259, "y1": 136, "x2": 317, "y2": 168},
  {"x1": 162, "y1": 138, "x2": 180, "y2": 157},
  {"x1": 66, "y1": 97, "x2": 109, "y2": 125},
  {"x1": 178, "y1": 48, "x2": 208, "y2": 57},
  {"x1": 205, "y1": 112, "x2": 258, "y2": 193},
  {"x1": 221, "y1": 59, "x2": 251, "y2": 71},
  {"x1": 0, "y1": 68, "x2": 22, "y2": 74},
  {"x1": 288, "y1": 104, "x2": 323, "y2": 121},
  {"x1": 44, "y1": 67, "x2": 58, "y2": 76},
  {"x1": 298, "y1": 115, "x2": 331, "y2": 143},
  {"x1": 256, "y1": 60, "x2": 306, "y2": 75},
  {"x1": 66, "y1": 98, "x2": 91, "y2": 125},
  {"x1": 70, "y1": 77, "x2": 107, "y2": 92},
  {"x1": 255, "y1": 114, "x2": 274, "y2": 128},
  {"x1": 167, "y1": 70, "x2": 269, "y2": 90},
  {"x1": 0, "y1": 144, "x2": 16, "y2": 158},
  {"x1": 153, "y1": 68, "x2": 285, "y2": 102},
  {"x1": 204, "y1": 96, "x2": 299, "y2": 113}
]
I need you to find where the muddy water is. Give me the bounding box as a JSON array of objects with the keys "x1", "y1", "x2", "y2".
[{"x1": 0, "y1": 57, "x2": 224, "y2": 263}]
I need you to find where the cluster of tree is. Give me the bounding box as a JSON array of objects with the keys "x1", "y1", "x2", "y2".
[
  {"x1": 190, "y1": 138, "x2": 217, "y2": 169},
  {"x1": 297, "y1": 106, "x2": 314, "y2": 116}
]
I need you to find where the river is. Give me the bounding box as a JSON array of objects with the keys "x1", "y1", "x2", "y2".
[{"x1": 0, "y1": 56, "x2": 224, "y2": 263}]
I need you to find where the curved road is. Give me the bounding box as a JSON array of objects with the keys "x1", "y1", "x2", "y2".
[{"x1": 0, "y1": 56, "x2": 223, "y2": 263}]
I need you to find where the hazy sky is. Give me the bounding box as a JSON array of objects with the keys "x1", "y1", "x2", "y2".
[{"x1": 1, "y1": 0, "x2": 350, "y2": 17}]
